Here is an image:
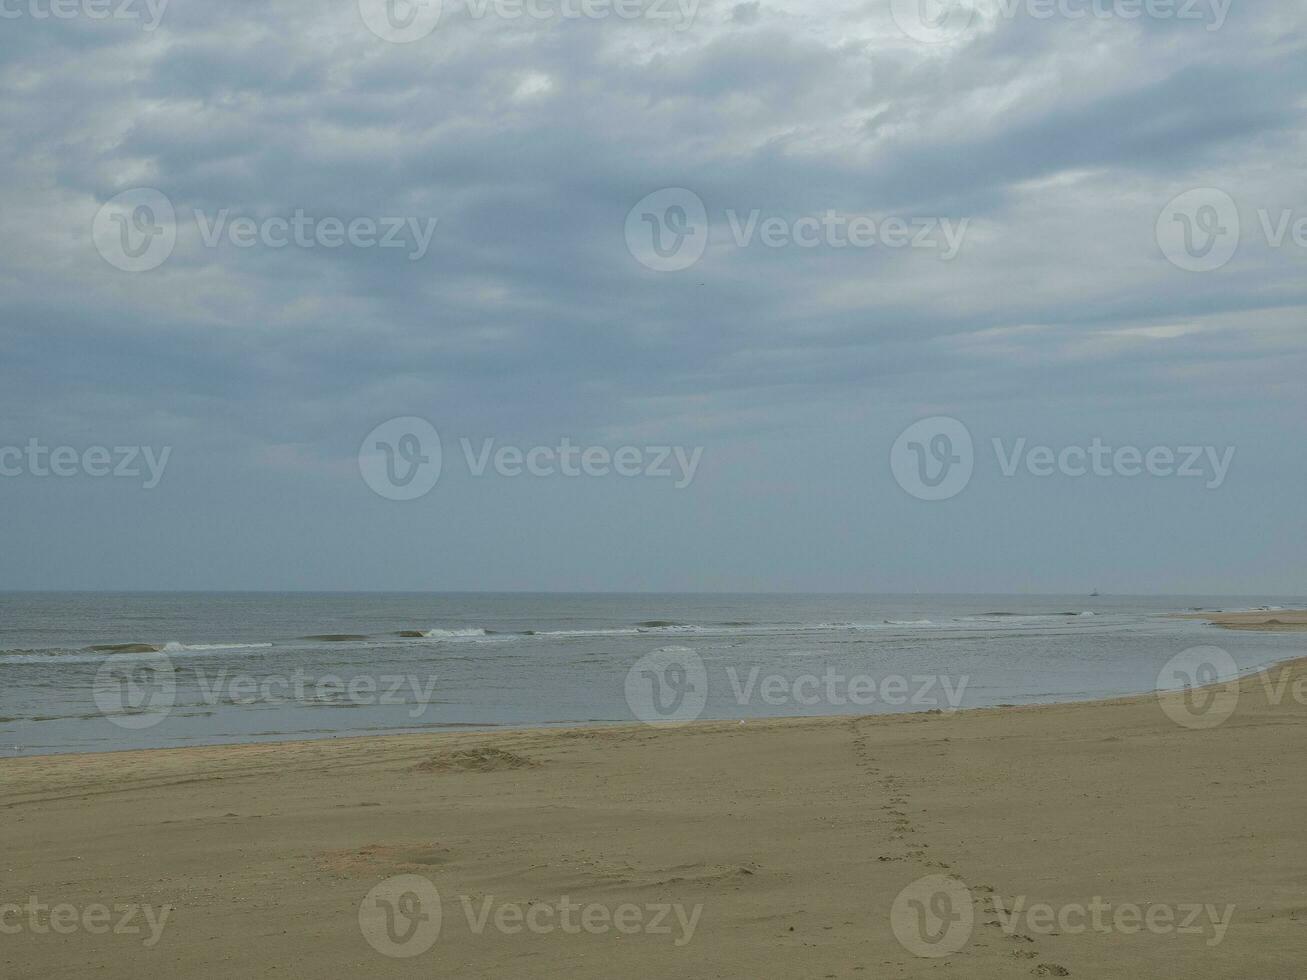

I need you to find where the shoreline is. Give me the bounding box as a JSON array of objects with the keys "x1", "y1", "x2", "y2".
[
  {"x1": 6, "y1": 608, "x2": 1304, "y2": 763},
  {"x1": 6, "y1": 651, "x2": 1303, "y2": 771}
]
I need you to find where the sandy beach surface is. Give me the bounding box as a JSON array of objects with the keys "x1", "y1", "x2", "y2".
[
  {"x1": 4, "y1": 624, "x2": 1307, "y2": 978},
  {"x1": 1180, "y1": 609, "x2": 1307, "y2": 630}
]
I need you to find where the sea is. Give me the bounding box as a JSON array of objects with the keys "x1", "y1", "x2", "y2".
[{"x1": 1, "y1": 592, "x2": 1303, "y2": 755}]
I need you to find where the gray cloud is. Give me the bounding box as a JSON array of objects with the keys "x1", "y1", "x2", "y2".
[{"x1": 0, "y1": 0, "x2": 1304, "y2": 591}]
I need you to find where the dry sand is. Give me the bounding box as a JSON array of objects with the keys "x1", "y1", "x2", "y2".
[{"x1": 4, "y1": 620, "x2": 1307, "y2": 978}]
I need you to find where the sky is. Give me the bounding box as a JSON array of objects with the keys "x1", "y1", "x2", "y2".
[{"x1": 0, "y1": 0, "x2": 1303, "y2": 594}]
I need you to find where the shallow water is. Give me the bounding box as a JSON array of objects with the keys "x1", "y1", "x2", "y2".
[{"x1": 1, "y1": 592, "x2": 1302, "y2": 755}]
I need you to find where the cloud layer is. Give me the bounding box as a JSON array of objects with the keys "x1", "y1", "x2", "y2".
[{"x1": 1, "y1": 0, "x2": 1304, "y2": 591}]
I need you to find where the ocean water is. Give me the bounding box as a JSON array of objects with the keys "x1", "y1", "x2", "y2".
[{"x1": 1, "y1": 592, "x2": 1303, "y2": 755}]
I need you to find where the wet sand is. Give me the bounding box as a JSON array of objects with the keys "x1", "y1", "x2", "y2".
[{"x1": 1180, "y1": 609, "x2": 1307, "y2": 631}]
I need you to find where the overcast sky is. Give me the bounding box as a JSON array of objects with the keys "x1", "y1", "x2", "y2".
[{"x1": 0, "y1": 0, "x2": 1303, "y2": 593}]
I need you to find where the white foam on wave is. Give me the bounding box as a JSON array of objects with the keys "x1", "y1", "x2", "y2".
[
  {"x1": 535, "y1": 628, "x2": 643, "y2": 637},
  {"x1": 0, "y1": 649, "x2": 101, "y2": 665},
  {"x1": 161, "y1": 642, "x2": 275, "y2": 652},
  {"x1": 0, "y1": 642, "x2": 274, "y2": 664}
]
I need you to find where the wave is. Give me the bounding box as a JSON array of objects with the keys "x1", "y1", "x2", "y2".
[
  {"x1": 398, "y1": 628, "x2": 491, "y2": 640},
  {"x1": 161, "y1": 642, "x2": 274, "y2": 652},
  {"x1": 966, "y1": 612, "x2": 1096, "y2": 621},
  {"x1": 2, "y1": 611, "x2": 1123, "y2": 666},
  {"x1": 0, "y1": 648, "x2": 97, "y2": 664},
  {"x1": 85, "y1": 641, "x2": 275, "y2": 654},
  {"x1": 0, "y1": 640, "x2": 272, "y2": 665},
  {"x1": 526, "y1": 628, "x2": 643, "y2": 637},
  {"x1": 526, "y1": 624, "x2": 733, "y2": 637}
]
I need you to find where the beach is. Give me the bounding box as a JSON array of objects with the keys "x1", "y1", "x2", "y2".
[
  {"x1": 4, "y1": 615, "x2": 1305, "y2": 978},
  {"x1": 1180, "y1": 609, "x2": 1307, "y2": 631}
]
